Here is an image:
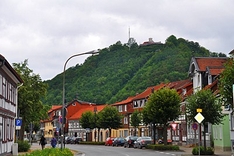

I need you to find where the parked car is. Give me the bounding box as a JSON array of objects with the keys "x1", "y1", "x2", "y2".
[
  {"x1": 123, "y1": 136, "x2": 138, "y2": 148},
  {"x1": 65, "y1": 136, "x2": 72, "y2": 144},
  {"x1": 112, "y1": 137, "x2": 125, "y2": 146},
  {"x1": 105, "y1": 137, "x2": 115, "y2": 146},
  {"x1": 74, "y1": 137, "x2": 83, "y2": 144},
  {"x1": 65, "y1": 136, "x2": 77, "y2": 144},
  {"x1": 133, "y1": 136, "x2": 153, "y2": 149}
]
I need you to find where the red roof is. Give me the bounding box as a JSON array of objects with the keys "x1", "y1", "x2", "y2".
[
  {"x1": 167, "y1": 79, "x2": 192, "y2": 90},
  {"x1": 69, "y1": 104, "x2": 106, "y2": 120},
  {"x1": 112, "y1": 96, "x2": 135, "y2": 106},
  {"x1": 133, "y1": 83, "x2": 166, "y2": 100},
  {"x1": 203, "y1": 79, "x2": 218, "y2": 94},
  {"x1": 48, "y1": 105, "x2": 62, "y2": 113},
  {"x1": 195, "y1": 57, "x2": 228, "y2": 71},
  {"x1": 207, "y1": 66, "x2": 225, "y2": 75}
]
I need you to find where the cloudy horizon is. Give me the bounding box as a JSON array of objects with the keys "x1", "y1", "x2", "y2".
[{"x1": 1, "y1": 0, "x2": 233, "y2": 80}]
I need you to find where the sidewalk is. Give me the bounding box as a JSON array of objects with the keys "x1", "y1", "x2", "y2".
[{"x1": 179, "y1": 145, "x2": 232, "y2": 156}]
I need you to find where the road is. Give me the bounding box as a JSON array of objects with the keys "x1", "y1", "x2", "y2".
[{"x1": 66, "y1": 144, "x2": 185, "y2": 156}]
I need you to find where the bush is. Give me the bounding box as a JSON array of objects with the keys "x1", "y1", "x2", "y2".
[
  {"x1": 17, "y1": 140, "x2": 31, "y2": 152},
  {"x1": 21, "y1": 148, "x2": 73, "y2": 156},
  {"x1": 146, "y1": 144, "x2": 180, "y2": 151},
  {"x1": 80, "y1": 141, "x2": 105, "y2": 145},
  {"x1": 192, "y1": 146, "x2": 214, "y2": 155}
]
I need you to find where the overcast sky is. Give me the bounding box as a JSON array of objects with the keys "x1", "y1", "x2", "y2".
[{"x1": 1, "y1": 0, "x2": 233, "y2": 80}]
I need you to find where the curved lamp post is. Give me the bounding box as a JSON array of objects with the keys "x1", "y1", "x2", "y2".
[{"x1": 61, "y1": 50, "x2": 99, "y2": 149}]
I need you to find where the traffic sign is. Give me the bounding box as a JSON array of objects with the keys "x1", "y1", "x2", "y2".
[
  {"x1": 192, "y1": 123, "x2": 198, "y2": 130},
  {"x1": 15, "y1": 119, "x2": 22, "y2": 126},
  {"x1": 171, "y1": 123, "x2": 177, "y2": 130},
  {"x1": 194, "y1": 113, "x2": 204, "y2": 123}
]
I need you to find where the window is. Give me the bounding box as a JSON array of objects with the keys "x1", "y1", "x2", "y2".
[
  {"x1": 124, "y1": 117, "x2": 128, "y2": 124},
  {"x1": 118, "y1": 106, "x2": 122, "y2": 112},
  {"x1": 133, "y1": 101, "x2": 138, "y2": 108},
  {"x1": 9, "y1": 84, "x2": 12, "y2": 102},
  {"x1": 3, "y1": 77, "x2": 6, "y2": 99},
  {"x1": 124, "y1": 105, "x2": 127, "y2": 111}
]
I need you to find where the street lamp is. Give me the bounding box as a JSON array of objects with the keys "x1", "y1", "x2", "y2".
[
  {"x1": 61, "y1": 50, "x2": 99, "y2": 149},
  {"x1": 94, "y1": 106, "x2": 97, "y2": 142}
]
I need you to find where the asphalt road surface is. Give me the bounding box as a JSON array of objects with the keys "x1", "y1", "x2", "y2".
[{"x1": 66, "y1": 144, "x2": 185, "y2": 156}]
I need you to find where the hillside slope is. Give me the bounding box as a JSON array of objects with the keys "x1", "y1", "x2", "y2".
[{"x1": 42, "y1": 35, "x2": 225, "y2": 105}]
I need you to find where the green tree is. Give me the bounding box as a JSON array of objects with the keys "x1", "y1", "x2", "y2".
[
  {"x1": 13, "y1": 60, "x2": 49, "y2": 140},
  {"x1": 79, "y1": 111, "x2": 95, "y2": 141},
  {"x1": 186, "y1": 89, "x2": 223, "y2": 150},
  {"x1": 218, "y1": 58, "x2": 234, "y2": 109},
  {"x1": 79, "y1": 111, "x2": 94, "y2": 129},
  {"x1": 130, "y1": 110, "x2": 142, "y2": 136},
  {"x1": 98, "y1": 106, "x2": 122, "y2": 137},
  {"x1": 143, "y1": 88, "x2": 181, "y2": 145}
]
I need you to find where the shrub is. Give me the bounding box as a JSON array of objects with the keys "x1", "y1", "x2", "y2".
[
  {"x1": 21, "y1": 148, "x2": 73, "y2": 156},
  {"x1": 146, "y1": 144, "x2": 180, "y2": 151},
  {"x1": 17, "y1": 140, "x2": 31, "y2": 152},
  {"x1": 192, "y1": 146, "x2": 214, "y2": 155},
  {"x1": 80, "y1": 141, "x2": 105, "y2": 145}
]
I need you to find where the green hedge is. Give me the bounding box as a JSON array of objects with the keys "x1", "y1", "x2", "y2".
[
  {"x1": 17, "y1": 140, "x2": 31, "y2": 152},
  {"x1": 192, "y1": 146, "x2": 214, "y2": 155},
  {"x1": 79, "y1": 141, "x2": 105, "y2": 145},
  {"x1": 21, "y1": 148, "x2": 73, "y2": 156},
  {"x1": 146, "y1": 144, "x2": 180, "y2": 151}
]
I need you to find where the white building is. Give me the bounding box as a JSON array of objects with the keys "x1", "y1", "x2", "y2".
[{"x1": 0, "y1": 54, "x2": 23, "y2": 155}]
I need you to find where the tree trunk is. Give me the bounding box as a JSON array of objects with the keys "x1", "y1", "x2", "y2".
[
  {"x1": 98, "y1": 128, "x2": 100, "y2": 142},
  {"x1": 19, "y1": 119, "x2": 26, "y2": 140},
  {"x1": 153, "y1": 123, "x2": 156, "y2": 144},
  {"x1": 109, "y1": 128, "x2": 111, "y2": 137},
  {"x1": 163, "y1": 125, "x2": 167, "y2": 145}
]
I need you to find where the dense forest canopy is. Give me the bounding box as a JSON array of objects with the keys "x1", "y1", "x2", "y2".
[{"x1": 42, "y1": 35, "x2": 226, "y2": 105}]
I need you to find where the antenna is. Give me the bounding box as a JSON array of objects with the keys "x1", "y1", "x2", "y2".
[
  {"x1": 129, "y1": 27, "x2": 130, "y2": 39},
  {"x1": 128, "y1": 27, "x2": 131, "y2": 51}
]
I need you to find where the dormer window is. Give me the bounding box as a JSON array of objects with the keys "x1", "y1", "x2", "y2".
[
  {"x1": 182, "y1": 89, "x2": 186, "y2": 96},
  {"x1": 118, "y1": 105, "x2": 122, "y2": 112},
  {"x1": 134, "y1": 101, "x2": 138, "y2": 108}
]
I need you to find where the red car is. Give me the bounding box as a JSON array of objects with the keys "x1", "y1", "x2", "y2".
[{"x1": 105, "y1": 137, "x2": 115, "y2": 146}]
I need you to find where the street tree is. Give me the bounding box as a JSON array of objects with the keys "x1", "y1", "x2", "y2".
[
  {"x1": 142, "y1": 88, "x2": 181, "y2": 145},
  {"x1": 80, "y1": 111, "x2": 95, "y2": 141},
  {"x1": 186, "y1": 89, "x2": 223, "y2": 149},
  {"x1": 80, "y1": 111, "x2": 95, "y2": 129},
  {"x1": 98, "y1": 105, "x2": 122, "y2": 137},
  {"x1": 218, "y1": 58, "x2": 234, "y2": 109},
  {"x1": 130, "y1": 110, "x2": 142, "y2": 136},
  {"x1": 13, "y1": 60, "x2": 49, "y2": 140}
]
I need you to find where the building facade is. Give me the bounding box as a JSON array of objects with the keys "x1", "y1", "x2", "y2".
[{"x1": 0, "y1": 54, "x2": 23, "y2": 155}]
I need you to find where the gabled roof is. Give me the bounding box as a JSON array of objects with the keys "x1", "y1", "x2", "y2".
[
  {"x1": 48, "y1": 105, "x2": 62, "y2": 113},
  {"x1": 206, "y1": 66, "x2": 225, "y2": 76},
  {"x1": 66, "y1": 99, "x2": 96, "y2": 107},
  {"x1": 229, "y1": 49, "x2": 234, "y2": 55},
  {"x1": 112, "y1": 96, "x2": 135, "y2": 106},
  {"x1": 69, "y1": 104, "x2": 106, "y2": 120},
  {"x1": 133, "y1": 83, "x2": 166, "y2": 100},
  {"x1": 0, "y1": 54, "x2": 23, "y2": 84},
  {"x1": 192, "y1": 57, "x2": 228, "y2": 72},
  {"x1": 203, "y1": 79, "x2": 218, "y2": 94},
  {"x1": 167, "y1": 79, "x2": 192, "y2": 90}
]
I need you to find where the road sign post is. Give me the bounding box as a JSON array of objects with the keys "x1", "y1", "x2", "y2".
[
  {"x1": 15, "y1": 118, "x2": 22, "y2": 130},
  {"x1": 194, "y1": 109, "x2": 204, "y2": 156}
]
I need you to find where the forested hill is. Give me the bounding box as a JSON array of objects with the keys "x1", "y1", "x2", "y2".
[{"x1": 42, "y1": 35, "x2": 226, "y2": 105}]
